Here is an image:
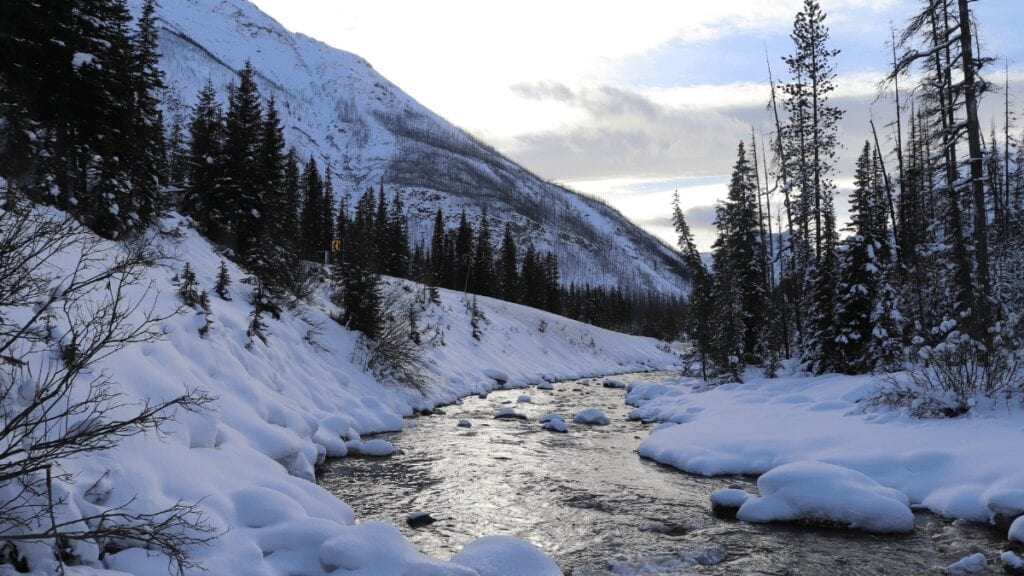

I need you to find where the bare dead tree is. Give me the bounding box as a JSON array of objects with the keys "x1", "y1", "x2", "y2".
[{"x1": 0, "y1": 191, "x2": 216, "y2": 574}]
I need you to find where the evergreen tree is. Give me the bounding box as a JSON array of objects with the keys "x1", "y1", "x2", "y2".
[
  {"x1": 281, "y1": 147, "x2": 302, "y2": 257},
  {"x1": 498, "y1": 222, "x2": 518, "y2": 301},
  {"x1": 454, "y1": 210, "x2": 474, "y2": 291},
  {"x1": 834, "y1": 143, "x2": 887, "y2": 373},
  {"x1": 385, "y1": 191, "x2": 409, "y2": 277},
  {"x1": 127, "y1": 0, "x2": 167, "y2": 225},
  {"x1": 214, "y1": 260, "x2": 232, "y2": 300},
  {"x1": 429, "y1": 208, "x2": 446, "y2": 287},
  {"x1": 543, "y1": 252, "x2": 561, "y2": 313},
  {"x1": 321, "y1": 168, "x2": 335, "y2": 262},
  {"x1": 222, "y1": 61, "x2": 263, "y2": 257},
  {"x1": 299, "y1": 158, "x2": 324, "y2": 260},
  {"x1": 183, "y1": 82, "x2": 225, "y2": 236},
  {"x1": 250, "y1": 96, "x2": 293, "y2": 295},
  {"x1": 335, "y1": 187, "x2": 381, "y2": 337},
  {"x1": 471, "y1": 209, "x2": 495, "y2": 296},
  {"x1": 710, "y1": 143, "x2": 767, "y2": 380}
]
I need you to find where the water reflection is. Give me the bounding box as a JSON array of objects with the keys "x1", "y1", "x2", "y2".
[{"x1": 319, "y1": 373, "x2": 1008, "y2": 575}]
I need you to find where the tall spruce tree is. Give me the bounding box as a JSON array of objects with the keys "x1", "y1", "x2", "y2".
[
  {"x1": 498, "y1": 222, "x2": 518, "y2": 301},
  {"x1": 710, "y1": 142, "x2": 767, "y2": 380},
  {"x1": 471, "y1": 209, "x2": 495, "y2": 296},
  {"x1": 222, "y1": 61, "x2": 263, "y2": 257},
  {"x1": 298, "y1": 158, "x2": 324, "y2": 260},
  {"x1": 183, "y1": 82, "x2": 225, "y2": 236},
  {"x1": 335, "y1": 187, "x2": 381, "y2": 337}
]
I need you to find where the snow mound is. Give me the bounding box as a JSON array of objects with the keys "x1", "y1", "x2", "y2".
[
  {"x1": 537, "y1": 381, "x2": 554, "y2": 390},
  {"x1": 451, "y1": 535, "x2": 562, "y2": 576},
  {"x1": 483, "y1": 369, "x2": 509, "y2": 384},
  {"x1": 573, "y1": 408, "x2": 610, "y2": 426},
  {"x1": 538, "y1": 412, "x2": 564, "y2": 423},
  {"x1": 345, "y1": 438, "x2": 397, "y2": 457},
  {"x1": 945, "y1": 552, "x2": 987, "y2": 575},
  {"x1": 320, "y1": 522, "x2": 475, "y2": 575},
  {"x1": 602, "y1": 378, "x2": 626, "y2": 389},
  {"x1": 736, "y1": 461, "x2": 914, "y2": 533},
  {"x1": 457, "y1": 419, "x2": 472, "y2": 428},
  {"x1": 517, "y1": 394, "x2": 531, "y2": 403},
  {"x1": 542, "y1": 419, "x2": 568, "y2": 433},
  {"x1": 1011, "y1": 515, "x2": 1024, "y2": 543}
]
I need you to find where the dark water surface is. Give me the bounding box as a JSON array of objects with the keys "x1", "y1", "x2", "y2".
[{"x1": 319, "y1": 372, "x2": 1010, "y2": 575}]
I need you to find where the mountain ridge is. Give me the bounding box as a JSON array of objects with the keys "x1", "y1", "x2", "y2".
[{"x1": 138, "y1": 0, "x2": 689, "y2": 294}]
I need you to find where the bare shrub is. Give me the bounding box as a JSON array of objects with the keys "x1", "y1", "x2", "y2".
[
  {"x1": 352, "y1": 285, "x2": 431, "y2": 391},
  {"x1": 0, "y1": 195, "x2": 216, "y2": 573}
]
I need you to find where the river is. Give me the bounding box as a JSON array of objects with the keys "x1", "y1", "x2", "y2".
[{"x1": 319, "y1": 372, "x2": 1007, "y2": 575}]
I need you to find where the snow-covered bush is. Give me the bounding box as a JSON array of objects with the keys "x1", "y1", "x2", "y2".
[{"x1": 872, "y1": 323, "x2": 1023, "y2": 417}]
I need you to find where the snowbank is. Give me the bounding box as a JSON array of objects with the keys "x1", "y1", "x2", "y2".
[
  {"x1": 451, "y1": 535, "x2": 563, "y2": 576},
  {"x1": 4, "y1": 213, "x2": 677, "y2": 574},
  {"x1": 633, "y1": 369, "x2": 1024, "y2": 526},
  {"x1": 736, "y1": 461, "x2": 914, "y2": 533}
]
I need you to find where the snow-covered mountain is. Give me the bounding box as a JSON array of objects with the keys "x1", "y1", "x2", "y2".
[{"x1": 136, "y1": 0, "x2": 689, "y2": 294}]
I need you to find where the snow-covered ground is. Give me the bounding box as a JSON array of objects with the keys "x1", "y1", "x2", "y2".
[
  {"x1": 629, "y1": 364, "x2": 1024, "y2": 540},
  {"x1": 9, "y1": 212, "x2": 678, "y2": 575}
]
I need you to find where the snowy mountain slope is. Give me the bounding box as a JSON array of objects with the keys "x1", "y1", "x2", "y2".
[
  {"x1": 135, "y1": 0, "x2": 689, "y2": 294},
  {"x1": 11, "y1": 204, "x2": 676, "y2": 574}
]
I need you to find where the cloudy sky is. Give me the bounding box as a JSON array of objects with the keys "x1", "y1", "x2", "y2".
[{"x1": 250, "y1": 0, "x2": 1024, "y2": 250}]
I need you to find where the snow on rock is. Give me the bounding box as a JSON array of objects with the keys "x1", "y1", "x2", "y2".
[
  {"x1": 457, "y1": 419, "x2": 472, "y2": 428},
  {"x1": 537, "y1": 381, "x2": 554, "y2": 390},
  {"x1": 483, "y1": 369, "x2": 509, "y2": 385},
  {"x1": 736, "y1": 461, "x2": 914, "y2": 533},
  {"x1": 406, "y1": 511, "x2": 436, "y2": 528},
  {"x1": 602, "y1": 378, "x2": 626, "y2": 389},
  {"x1": 945, "y1": 553, "x2": 988, "y2": 575},
  {"x1": 451, "y1": 535, "x2": 563, "y2": 576},
  {"x1": 1002, "y1": 551, "x2": 1024, "y2": 572},
  {"x1": 1010, "y1": 515, "x2": 1024, "y2": 543},
  {"x1": 542, "y1": 419, "x2": 568, "y2": 433},
  {"x1": 495, "y1": 408, "x2": 528, "y2": 420},
  {"x1": 573, "y1": 408, "x2": 611, "y2": 426},
  {"x1": 709, "y1": 488, "x2": 752, "y2": 519},
  {"x1": 345, "y1": 438, "x2": 397, "y2": 457}
]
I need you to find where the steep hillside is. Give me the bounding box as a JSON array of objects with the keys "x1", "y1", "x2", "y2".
[
  {"x1": 134, "y1": 0, "x2": 689, "y2": 294},
  {"x1": 0, "y1": 199, "x2": 678, "y2": 574}
]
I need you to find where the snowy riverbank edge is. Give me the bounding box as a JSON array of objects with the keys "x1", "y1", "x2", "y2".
[
  {"x1": 629, "y1": 365, "x2": 1024, "y2": 542},
  {"x1": 11, "y1": 213, "x2": 679, "y2": 576}
]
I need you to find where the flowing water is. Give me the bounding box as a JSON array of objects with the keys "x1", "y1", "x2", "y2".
[{"x1": 319, "y1": 372, "x2": 1010, "y2": 575}]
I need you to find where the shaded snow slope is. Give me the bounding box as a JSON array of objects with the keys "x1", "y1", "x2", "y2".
[
  {"x1": 32, "y1": 211, "x2": 676, "y2": 575},
  {"x1": 631, "y1": 369, "x2": 1024, "y2": 534},
  {"x1": 132, "y1": 0, "x2": 689, "y2": 294}
]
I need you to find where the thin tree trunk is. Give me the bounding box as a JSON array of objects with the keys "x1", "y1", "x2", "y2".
[
  {"x1": 871, "y1": 118, "x2": 900, "y2": 261},
  {"x1": 958, "y1": 0, "x2": 992, "y2": 337}
]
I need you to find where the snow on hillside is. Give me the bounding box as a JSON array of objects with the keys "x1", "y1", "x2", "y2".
[
  {"x1": 628, "y1": 367, "x2": 1024, "y2": 539},
  {"x1": 131, "y1": 0, "x2": 689, "y2": 294},
  {"x1": 18, "y1": 208, "x2": 676, "y2": 575}
]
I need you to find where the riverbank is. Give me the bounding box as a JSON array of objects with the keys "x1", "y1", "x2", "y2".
[
  {"x1": 630, "y1": 365, "x2": 1024, "y2": 546},
  {"x1": 9, "y1": 213, "x2": 678, "y2": 575}
]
